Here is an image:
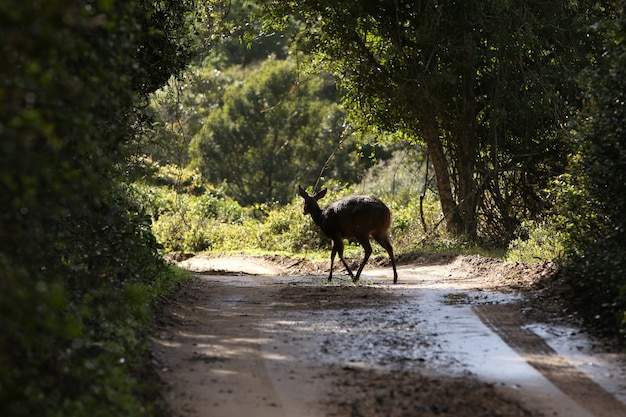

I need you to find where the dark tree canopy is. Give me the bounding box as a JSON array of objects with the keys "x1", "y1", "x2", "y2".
[
  {"x1": 260, "y1": 0, "x2": 604, "y2": 240},
  {"x1": 0, "y1": 1, "x2": 201, "y2": 415},
  {"x1": 558, "y1": 9, "x2": 626, "y2": 342}
]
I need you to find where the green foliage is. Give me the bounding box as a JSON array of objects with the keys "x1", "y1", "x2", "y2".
[
  {"x1": 131, "y1": 159, "x2": 252, "y2": 252},
  {"x1": 144, "y1": 0, "x2": 296, "y2": 168},
  {"x1": 133, "y1": 160, "x2": 327, "y2": 254},
  {"x1": 388, "y1": 195, "x2": 442, "y2": 248},
  {"x1": 258, "y1": 203, "x2": 326, "y2": 252},
  {"x1": 201, "y1": 0, "x2": 290, "y2": 68},
  {"x1": 556, "y1": 10, "x2": 626, "y2": 343},
  {"x1": 189, "y1": 57, "x2": 360, "y2": 205},
  {"x1": 0, "y1": 0, "x2": 201, "y2": 416},
  {"x1": 505, "y1": 221, "x2": 565, "y2": 264},
  {"x1": 139, "y1": 167, "x2": 451, "y2": 259},
  {"x1": 144, "y1": 65, "x2": 240, "y2": 167},
  {"x1": 259, "y1": 0, "x2": 605, "y2": 239}
]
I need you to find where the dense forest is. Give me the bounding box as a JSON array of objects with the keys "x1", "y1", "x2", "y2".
[{"x1": 2, "y1": 0, "x2": 626, "y2": 416}]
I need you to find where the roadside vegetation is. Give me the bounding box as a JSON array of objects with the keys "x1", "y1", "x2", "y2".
[
  {"x1": 2, "y1": 1, "x2": 626, "y2": 417},
  {"x1": 1, "y1": 1, "x2": 200, "y2": 416},
  {"x1": 132, "y1": 157, "x2": 503, "y2": 259}
]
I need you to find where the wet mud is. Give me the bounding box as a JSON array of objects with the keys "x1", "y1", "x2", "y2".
[{"x1": 152, "y1": 255, "x2": 626, "y2": 417}]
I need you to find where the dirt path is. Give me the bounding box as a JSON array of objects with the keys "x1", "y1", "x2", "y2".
[
  {"x1": 476, "y1": 304, "x2": 626, "y2": 417},
  {"x1": 152, "y1": 254, "x2": 626, "y2": 417},
  {"x1": 152, "y1": 274, "x2": 327, "y2": 417}
]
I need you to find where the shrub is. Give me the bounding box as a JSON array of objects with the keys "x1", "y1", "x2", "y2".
[
  {"x1": 556, "y1": 14, "x2": 626, "y2": 344},
  {"x1": 0, "y1": 1, "x2": 199, "y2": 415},
  {"x1": 131, "y1": 161, "x2": 252, "y2": 252},
  {"x1": 505, "y1": 220, "x2": 565, "y2": 263},
  {"x1": 258, "y1": 203, "x2": 326, "y2": 252}
]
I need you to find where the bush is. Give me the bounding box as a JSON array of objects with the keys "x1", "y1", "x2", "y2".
[
  {"x1": 0, "y1": 1, "x2": 199, "y2": 416},
  {"x1": 389, "y1": 193, "x2": 443, "y2": 249},
  {"x1": 142, "y1": 176, "x2": 453, "y2": 257},
  {"x1": 258, "y1": 203, "x2": 326, "y2": 252},
  {"x1": 132, "y1": 161, "x2": 253, "y2": 253},
  {"x1": 505, "y1": 220, "x2": 565, "y2": 263},
  {"x1": 557, "y1": 13, "x2": 626, "y2": 344}
]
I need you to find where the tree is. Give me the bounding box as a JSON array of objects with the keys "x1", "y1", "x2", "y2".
[
  {"x1": 558, "y1": 5, "x2": 626, "y2": 343},
  {"x1": 144, "y1": 0, "x2": 294, "y2": 169},
  {"x1": 189, "y1": 58, "x2": 359, "y2": 205},
  {"x1": 260, "y1": 0, "x2": 602, "y2": 240},
  {"x1": 0, "y1": 1, "x2": 202, "y2": 415},
  {"x1": 202, "y1": 0, "x2": 291, "y2": 68},
  {"x1": 144, "y1": 67, "x2": 232, "y2": 167}
]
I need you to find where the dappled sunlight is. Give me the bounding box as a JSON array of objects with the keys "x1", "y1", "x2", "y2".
[
  {"x1": 261, "y1": 352, "x2": 292, "y2": 362},
  {"x1": 152, "y1": 268, "x2": 626, "y2": 417},
  {"x1": 211, "y1": 369, "x2": 238, "y2": 376}
]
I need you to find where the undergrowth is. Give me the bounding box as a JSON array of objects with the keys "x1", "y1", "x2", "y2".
[
  {"x1": 133, "y1": 160, "x2": 558, "y2": 264},
  {"x1": 505, "y1": 220, "x2": 566, "y2": 264},
  {"x1": 132, "y1": 160, "x2": 451, "y2": 256}
]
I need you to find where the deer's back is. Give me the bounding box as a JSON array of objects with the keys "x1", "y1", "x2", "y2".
[{"x1": 321, "y1": 195, "x2": 391, "y2": 238}]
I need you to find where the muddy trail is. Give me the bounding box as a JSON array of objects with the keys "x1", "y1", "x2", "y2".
[{"x1": 151, "y1": 254, "x2": 626, "y2": 417}]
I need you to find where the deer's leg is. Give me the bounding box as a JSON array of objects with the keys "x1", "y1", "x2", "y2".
[
  {"x1": 329, "y1": 244, "x2": 336, "y2": 282},
  {"x1": 333, "y1": 237, "x2": 354, "y2": 281},
  {"x1": 374, "y1": 234, "x2": 398, "y2": 283},
  {"x1": 354, "y1": 236, "x2": 372, "y2": 283}
]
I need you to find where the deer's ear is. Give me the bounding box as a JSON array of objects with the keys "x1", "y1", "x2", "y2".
[
  {"x1": 298, "y1": 185, "x2": 308, "y2": 198},
  {"x1": 314, "y1": 189, "x2": 327, "y2": 200}
]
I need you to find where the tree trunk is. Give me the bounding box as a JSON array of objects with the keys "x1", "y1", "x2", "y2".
[
  {"x1": 421, "y1": 98, "x2": 479, "y2": 240},
  {"x1": 455, "y1": 67, "x2": 479, "y2": 239},
  {"x1": 456, "y1": 126, "x2": 478, "y2": 239},
  {"x1": 420, "y1": 112, "x2": 460, "y2": 236}
]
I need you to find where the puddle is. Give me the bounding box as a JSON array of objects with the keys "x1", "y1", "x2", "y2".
[
  {"x1": 179, "y1": 260, "x2": 626, "y2": 416},
  {"x1": 527, "y1": 322, "x2": 626, "y2": 405},
  {"x1": 263, "y1": 284, "x2": 522, "y2": 378},
  {"x1": 259, "y1": 271, "x2": 626, "y2": 416}
]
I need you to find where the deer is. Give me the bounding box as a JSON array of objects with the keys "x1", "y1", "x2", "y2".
[{"x1": 298, "y1": 185, "x2": 398, "y2": 284}]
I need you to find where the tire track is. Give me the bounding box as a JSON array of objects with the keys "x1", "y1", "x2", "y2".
[
  {"x1": 152, "y1": 275, "x2": 329, "y2": 417},
  {"x1": 152, "y1": 277, "x2": 285, "y2": 416},
  {"x1": 474, "y1": 303, "x2": 626, "y2": 417}
]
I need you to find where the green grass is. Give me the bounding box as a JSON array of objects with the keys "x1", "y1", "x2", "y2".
[{"x1": 133, "y1": 162, "x2": 565, "y2": 266}]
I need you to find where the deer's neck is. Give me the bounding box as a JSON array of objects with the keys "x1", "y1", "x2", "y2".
[{"x1": 309, "y1": 205, "x2": 324, "y2": 228}]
